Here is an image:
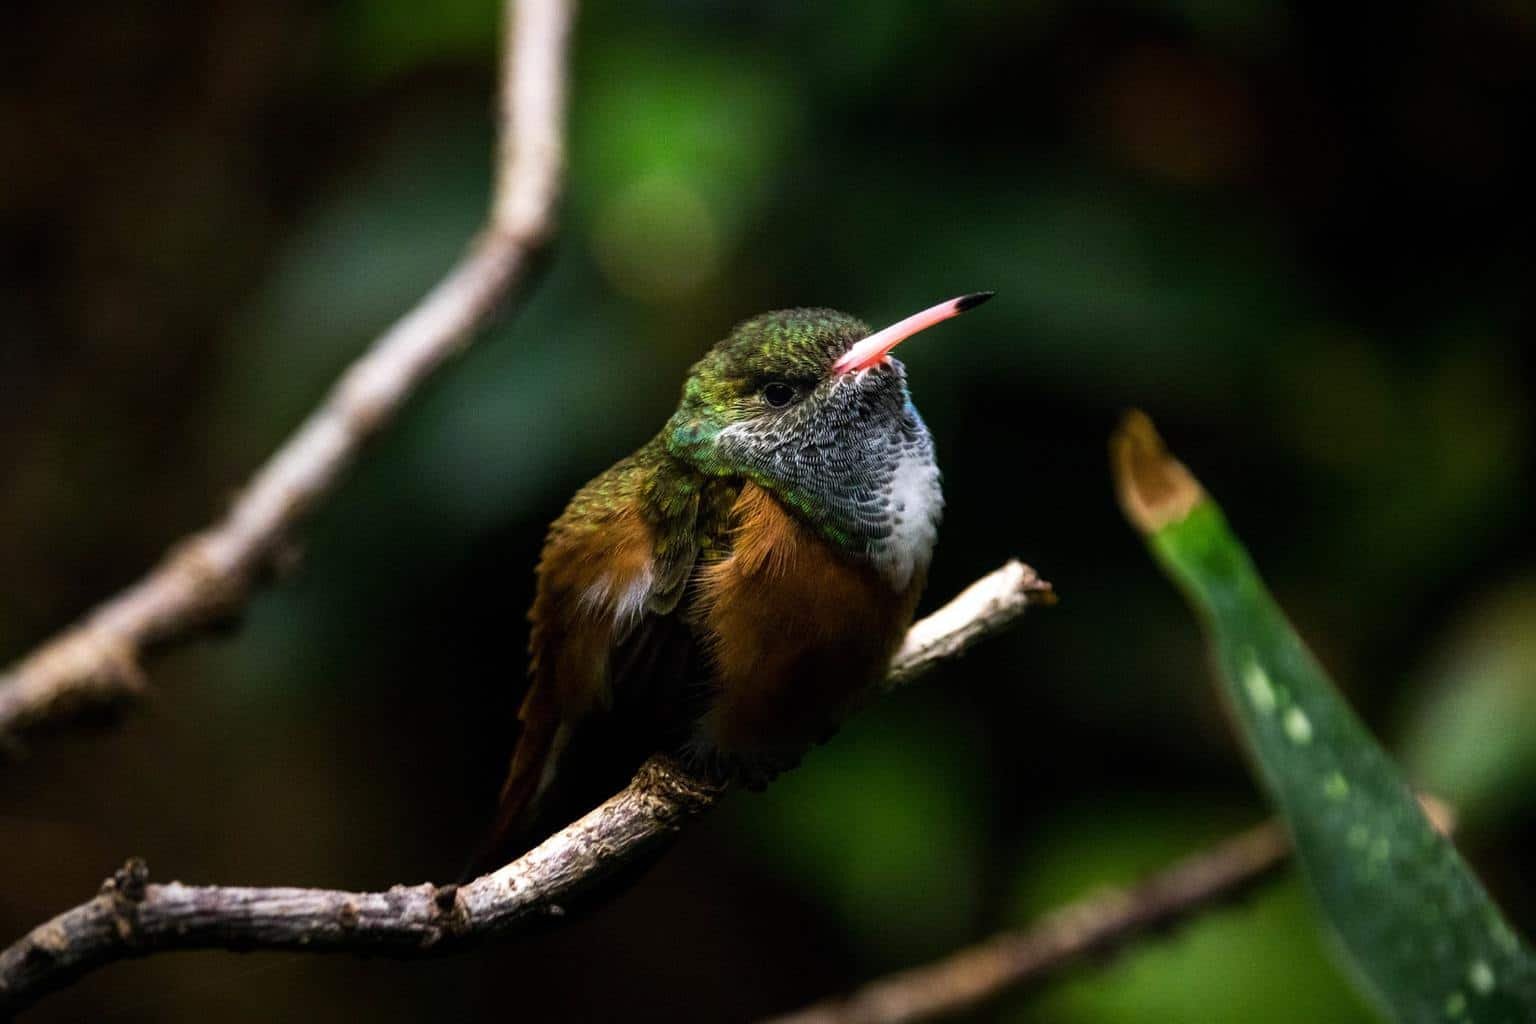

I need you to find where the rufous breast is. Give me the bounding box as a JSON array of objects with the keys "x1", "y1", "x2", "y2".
[{"x1": 692, "y1": 483, "x2": 924, "y2": 761}]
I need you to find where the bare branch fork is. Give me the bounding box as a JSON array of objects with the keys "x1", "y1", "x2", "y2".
[
  {"x1": 0, "y1": 563, "x2": 1054, "y2": 1013},
  {"x1": 0, "y1": 0, "x2": 574, "y2": 755}
]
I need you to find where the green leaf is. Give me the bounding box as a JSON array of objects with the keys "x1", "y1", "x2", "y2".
[{"x1": 1111, "y1": 411, "x2": 1536, "y2": 1022}]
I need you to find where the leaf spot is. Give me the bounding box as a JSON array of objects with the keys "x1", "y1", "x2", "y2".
[
  {"x1": 1468, "y1": 959, "x2": 1495, "y2": 995},
  {"x1": 1240, "y1": 649, "x2": 1277, "y2": 715},
  {"x1": 1283, "y1": 707, "x2": 1313, "y2": 744}
]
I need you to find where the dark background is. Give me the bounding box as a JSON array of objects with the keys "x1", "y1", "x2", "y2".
[{"x1": 3, "y1": 0, "x2": 1534, "y2": 1020}]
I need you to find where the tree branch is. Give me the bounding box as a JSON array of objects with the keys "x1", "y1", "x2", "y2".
[
  {"x1": 763, "y1": 822, "x2": 1290, "y2": 1024},
  {"x1": 0, "y1": 561, "x2": 1054, "y2": 1013},
  {"x1": 886, "y1": 560, "x2": 1055, "y2": 690},
  {"x1": 0, "y1": 0, "x2": 575, "y2": 756},
  {"x1": 760, "y1": 796, "x2": 1457, "y2": 1024}
]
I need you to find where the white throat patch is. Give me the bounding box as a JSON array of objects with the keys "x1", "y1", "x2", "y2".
[{"x1": 871, "y1": 447, "x2": 943, "y2": 591}]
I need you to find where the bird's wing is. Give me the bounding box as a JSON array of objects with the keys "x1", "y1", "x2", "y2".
[{"x1": 467, "y1": 450, "x2": 719, "y2": 874}]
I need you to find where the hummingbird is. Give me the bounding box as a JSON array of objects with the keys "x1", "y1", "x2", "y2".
[{"x1": 473, "y1": 292, "x2": 994, "y2": 870}]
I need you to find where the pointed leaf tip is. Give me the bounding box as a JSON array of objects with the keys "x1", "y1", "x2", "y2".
[{"x1": 1110, "y1": 410, "x2": 1206, "y2": 535}]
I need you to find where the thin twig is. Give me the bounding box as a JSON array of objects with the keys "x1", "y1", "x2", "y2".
[
  {"x1": 886, "y1": 560, "x2": 1055, "y2": 690},
  {"x1": 0, "y1": 0, "x2": 575, "y2": 756},
  {"x1": 763, "y1": 823, "x2": 1289, "y2": 1024},
  {"x1": 761, "y1": 795, "x2": 1457, "y2": 1024},
  {"x1": 0, "y1": 561, "x2": 1053, "y2": 1013}
]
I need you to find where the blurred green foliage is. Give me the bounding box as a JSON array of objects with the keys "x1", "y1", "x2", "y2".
[
  {"x1": 724, "y1": 699, "x2": 990, "y2": 966},
  {"x1": 3, "y1": 0, "x2": 1534, "y2": 1020},
  {"x1": 1402, "y1": 583, "x2": 1536, "y2": 830}
]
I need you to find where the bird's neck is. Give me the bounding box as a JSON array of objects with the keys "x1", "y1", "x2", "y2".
[{"x1": 654, "y1": 410, "x2": 943, "y2": 591}]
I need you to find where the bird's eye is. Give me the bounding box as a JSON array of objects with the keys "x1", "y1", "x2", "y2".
[{"x1": 761, "y1": 382, "x2": 797, "y2": 408}]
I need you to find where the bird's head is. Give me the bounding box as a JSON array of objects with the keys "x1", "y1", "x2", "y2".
[
  {"x1": 663, "y1": 293, "x2": 991, "y2": 570},
  {"x1": 665, "y1": 293, "x2": 991, "y2": 474}
]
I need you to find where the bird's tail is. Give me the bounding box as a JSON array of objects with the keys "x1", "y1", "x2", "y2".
[{"x1": 459, "y1": 686, "x2": 566, "y2": 882}]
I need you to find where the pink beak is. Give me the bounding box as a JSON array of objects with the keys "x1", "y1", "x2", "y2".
[{"x1": 832, "y1": 292, "x2": 994, "y2": 374}]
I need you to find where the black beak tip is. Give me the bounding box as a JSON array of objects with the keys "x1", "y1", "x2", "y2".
[{"x1": 954, "y1": 290, "x2": 996, "y2": 313}]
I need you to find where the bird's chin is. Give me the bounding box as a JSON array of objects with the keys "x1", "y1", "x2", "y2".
[{"x1": 831, "y1": 360, "x2": 906, "y2": 402}]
